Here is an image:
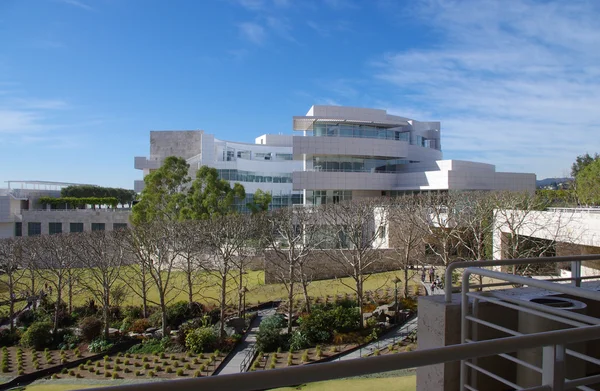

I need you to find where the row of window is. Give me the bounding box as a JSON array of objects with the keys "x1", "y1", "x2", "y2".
[
  {"x1": 232, "y1": 193, "x2": 303, "y2": 213},
  {"x1": 224, "y1": 148, "x2": 294, "y2": 162},
  {"x1": 217, "y1": 169, "x2": 293, "y2": 183},
  {"x1": 313, "y1": 156, "x2": 411, "y2": 173},
  {"x1": 306, "y1": 190, "x2": 353, "y2": 205},
  {"x1": 15, "y1": 222, "x2": 128, "y2": 236},
  {"x1": 312, "y1": 123, "x2": 440, "y2": 150}
]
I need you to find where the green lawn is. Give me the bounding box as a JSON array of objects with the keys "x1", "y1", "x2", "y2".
[
  {"x1": 21, "y1": 375, "x2": 416, "y2": 391},
  {"x1": 2, "y1": 267, "x2": 417, "y2": 312}
]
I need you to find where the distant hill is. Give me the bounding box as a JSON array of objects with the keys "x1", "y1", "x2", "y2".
[{"x1": 536, "y1": 177, "x2": 573, "y2": 189}]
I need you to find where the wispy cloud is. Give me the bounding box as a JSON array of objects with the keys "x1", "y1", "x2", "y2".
[
  {"x1": 238, "y1": 22, "x2": 267, "y2": 44},
  {"x1": 370, "y1": 0, "x2": 600, "y2": 178},
  {"x1": 56, "y1": 0, "x2": 93, "y2": 11},
  {"x1": 266, "y1": 16, "x2": 296, "y2": 43}
]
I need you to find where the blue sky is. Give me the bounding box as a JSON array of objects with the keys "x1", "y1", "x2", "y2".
[{"x1": 1, "y1": 0, "x2": 599, "y2": 189}]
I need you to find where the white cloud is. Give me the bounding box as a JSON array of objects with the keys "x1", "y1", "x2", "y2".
[
  {"x1": 370, "y1": 0, "x2": 600, "y2": 179},
  {"x1": 56, "y1": 0, "x2": 93, "y2": 11},
  {"x1": 239, "y1": 22, "x2": 267, "y2": 45}
]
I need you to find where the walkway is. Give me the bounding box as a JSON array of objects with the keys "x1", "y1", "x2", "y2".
[
  {"x1": 420, "y1": 280, "x2": 444, "y2": 296},
  {"x1": 335, "y1": 316, "x2": 419, "y2": 361},
  {"x1": 215, "y1": 306, "x2": 278, "y2": 375}
]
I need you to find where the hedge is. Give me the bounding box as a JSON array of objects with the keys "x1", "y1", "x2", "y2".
[{"x1": 39, "y1": 197, "x2": 119, "y2": 208}]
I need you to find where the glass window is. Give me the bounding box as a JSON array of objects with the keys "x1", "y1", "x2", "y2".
[
  {"x1": 49, "y1": 222, "x2": 62, "y2": 235},
  {"x1": 70, "y1": 223, "x2": 84, "y2": 233},
  {"x1": 113, "y1": 223, "x2": 128, "y2": 230},
  {"x1": 15, "y1": 222, "x2": 22, "y2": 237},
  {"x1": 28, "y1": 222, "x2": 41, "y2": 236},
  {"x1": 91, "y1": 223, "x2": 105, "y2": 231}
]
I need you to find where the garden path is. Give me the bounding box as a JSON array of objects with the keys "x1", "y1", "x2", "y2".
[
  {"x1": 335, "y1": 316, "x2": 419, "y2": 361},
  {"x1": 215, "y1": 306, "x2": 277, "y2": 375}
]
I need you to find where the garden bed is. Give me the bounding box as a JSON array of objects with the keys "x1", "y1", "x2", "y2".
[
  {"x1": 46, "y1": 351, "x2": 227, "y2": 380},
  {"x1": 249, "y1": 344, "x2": 357, "y2": 371},
  {"x1": 0, "y1": 346, "x2": 93, "y2": 378}
]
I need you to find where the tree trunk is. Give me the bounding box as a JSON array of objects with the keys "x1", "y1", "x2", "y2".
[
  {"x1": 160, "y1": 293, "x2": 168, "y2": 338},
  {"x1": 29, "y1": 270, "x2": 37, "y2": 311},
  {"x1": 54, "y1": 278, "x2": 62, "y2": 334},
  {"x1": 68, "y1": 277, "x2": 73, "y2": 313},
  {"x1": 356, "y1": 274, "x2": 364, "y2": 328},
  {"x1": 8, "y1": 275, "x2": 14, "y2": 332},
  {"x1": 238, "y1": 267, "x2": 243, "y2": 317},
  {"x1": 220, "y1": 273, "x2": 227, "y2": 339},
  {"x1": 287, "y1": 280, "x2": 294, "y2": 334},
  {"x1": 103, "y1": 294, "x2": 110, "y2": 340},
  {"x1": 187, "y1": 263, "x2": 193, "y2": 305},
  {"x1": 299, "y1": 264, "x2": 311, "y2": 313},
  {"x1": 141, "y1": 266, "x2": 148, "y2": 318}
]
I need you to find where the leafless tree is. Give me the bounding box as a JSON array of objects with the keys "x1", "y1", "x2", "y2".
[
  {"x1": 71, "y1": 230, "x2": 127, "y2": 339},
  {"x1": 321, "y1": 198, "x2": 387, "y2": 327},
  {"x1": 262, "y1": 206, "x2": 323, "y2": 333},
  {"x1": 387, "y1": 195, "x2": 428, "y2": 297},
  {"x1": 126, "y1": 222, "x2": 182, "y2": 337},
  {"x1": 0, "y1": 238, "x2": 26, "y2": 332},
  {"x1": 492, "y1": 191, "x2": 576, "y2": 275},
  {"x1": 174, "y1": 220, "x2": 205, "y2": 306},
  {"x1": 30, "y1": 233, "x2": 79, "y2": 333},
  {"x1": 418, "y1": 192, "x2": 463, "y2": 267},
  {"x1": 199, "y1": 214, "x2": 256, "y2": 338}
]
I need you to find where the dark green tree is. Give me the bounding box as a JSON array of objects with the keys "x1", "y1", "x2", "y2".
[
  {"x1": 131, "y1": 156, "x2": 191, "y2": 225},
  {"x1": 571, "y1": 153, "x2": 600, "y2": 178},
  {"x1": 246, "y1": 189, "x2": 272, "y2": 214},
  {"x1": 184, "y1": 166, "x2": 246, "y2": 219}
]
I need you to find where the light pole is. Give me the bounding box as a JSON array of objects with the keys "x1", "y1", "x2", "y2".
[
  {"x1": 240, "y1": 286, "x2": 249, "y2": 318},
  {"x1": 393, "y1": 276, "x2": 401, "y2": 324}
]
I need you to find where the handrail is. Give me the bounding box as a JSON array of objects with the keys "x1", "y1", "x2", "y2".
[
  {"x1": 444, "y1": 254, "x2": 600, "y2": 302},
  {"x1": 83, "y1": 325, "x2": 600, "y2": 391}
]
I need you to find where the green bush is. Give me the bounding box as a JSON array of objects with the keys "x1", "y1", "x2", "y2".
[
  {"x1": 295, "y1": 305, "x2": 360, "y2": 347},
  {"x1": 120, "y1": 316, "x2": 134, "y2": 333},
  {"x1": 20, "y1": 321, "x2": 53, "y2": 350},
  {"x1": 127, "y1": 338, "x2": 169, "y2": 354},
  {"x1": 176, "y1": 368, "x2": 184, "y2": 376},
  {"x1": 185, "y1": 327, "x2": 217, "y2": 354},
  {"x1": 256, "y1": 314, "x2": 287, "y2": 352},
  {"x1": 130, "y1": 318, "x2": 150, "y2": 334},
  {"x1": 88, "y1": 338, "x2": 114, "y2": 353}
]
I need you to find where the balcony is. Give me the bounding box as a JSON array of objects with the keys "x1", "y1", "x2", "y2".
[
  {"x1": 134, "y1": 156, "x2": 161, "y2": 170},
  {"x1": 89, "y1": 254, "x2": 600, "y2": 391}
]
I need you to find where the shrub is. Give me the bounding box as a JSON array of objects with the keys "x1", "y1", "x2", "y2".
[
  {"x1": 373, "y1": 349, "x2": 380, "y2": 356},
  {"x1": 124, "y1": 359, "x2": 130, "y2": 365},
  {"x1": 61, "y1": 368, "x2": 68, "y2": 374},
  {"x1": 199, "y1": 364, "x2": 206, "y2": 372},
  {"x1": 18, "y1": 369, "x2": 25, "y2": 375},
  {"x1": 148, "y1": 312, "x2": 163, "y2": 328},
  {"x1": 176, "y1": 368, "x2": 184, "y2": 376},
  {"x1": 287, "y1": 354, "x2": 293, "y2": 366},
  {"x1": 256, "y1": 315, "x2": 287, "y2": 352},
  {"x1": 88, "y1": 339, "x2": 113, "y2": 353},
  {"x1": 0, "y1": 329, "x2": 20, "y2": 347},
  {"x1": 69, "y1": 370, "x2": 75, "y2": 376},
  {"x1": 86, "y1": 359, "x2": 92, "y2": 366},
  {"x1": 115, "y1": 365, "x2": 122, "y2": 371},
  {"x1": 184, "y1": 363, "x2": 191, "y2": 370},
  {"x1": 127, "y1": 337, "x2": 169, "y2": 354},
  {"x1": 289, "y1": 330, "x2": 310, "y2": 351},
  {"x1": 20, "y1": 321, "x2": 53, "y2": 350},
  {"x1": 194, "y1": 370, "x2": 201, "y2": 377},
  {"x1": 143, "y1": 363, "x2": 150, "y2": 369},
  {"x1": 148, "y1": 370, "x2": 155, "y2": 377},
  {"x1": 165, "y1": 366, "x2": 173, "y2": 373},
  {"x1": 112, "y1": 371, "x2": 118, "y2": 379},
  {"x1": 79, "y1": 317, "x2": 103, "y2": 342},
  {"x1": 155, "y1": 365, "x2": 162, "y2": 372},
  {"x1": 78, "y1": 364, "x2": 85, "y2": 370},
  {"x1": 301, "y1": 351, "x2": 309, "y2": 363},
  {"x1": 120, "y1": 316, "x2": 134, "y2": 333},
  {"x1": 130, "y1": 318, "x2": 150, "y2": 334},
  {"x1": 115, "y1": 358, "x2": 121, "y2": 364},
  {"x1": 135, "y1": 370, "x2": 141, "y2": 376},
  {"x1": 185, "y1": 327, "x2": 217, "y2": 354},
  {"x1": 123, "y1": 305, "x2": 143, "y2": 319}
]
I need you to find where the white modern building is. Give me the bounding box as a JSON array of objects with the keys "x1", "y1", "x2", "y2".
[
  {"x1": 293, "y1": 106, "x2": 535, "y2": 204},
  {"x1": 0, "y1": 180, "x2": 130, "y2": 239},
  {"x1": 134, "y1": 105, "x2": 536, "y2": 207},
  {"x1": 134, "y1": 131, "x2": 304, "y2": 210}
]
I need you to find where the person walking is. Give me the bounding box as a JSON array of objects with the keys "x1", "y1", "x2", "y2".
[
  {"x1": 429, "y1": 266, "x2": 435, "y2": 283},
  {"x1": 421, "y1": 268, "x2": 426, "y2": 282}
]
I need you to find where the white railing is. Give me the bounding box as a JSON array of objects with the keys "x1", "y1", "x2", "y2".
[
  {"x1": 460, "y1": 263, "x2": 600, "y2": 391},
  {"x1": 84, "y1": 325, "x2": 600, "y2": 391}
]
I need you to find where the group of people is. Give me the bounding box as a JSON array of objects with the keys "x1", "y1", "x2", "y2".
[{"x1": 420, "y1": 266, "x2": 442, "y2": 292}]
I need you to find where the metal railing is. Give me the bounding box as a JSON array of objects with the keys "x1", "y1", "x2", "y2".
[
  {"x1": 459, "y1": 263, "x2": 600, "y2": 391},
  {"x1": 81, "y1": 254, "x2": 600, "y2": 391},
  {"x1": 444, "y1": 254, "x2": 600, "y2": 302},
  {"x1": 84, "y1": 325, "x2": 600, "y2": 391}
]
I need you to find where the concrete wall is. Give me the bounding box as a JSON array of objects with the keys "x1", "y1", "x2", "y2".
[{"x1": 21, "y1": 209, "x2": 131, "y2": 236}]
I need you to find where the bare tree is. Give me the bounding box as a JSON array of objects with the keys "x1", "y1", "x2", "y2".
[
  {"x1": 199, "y1": 214, "x2": 255, "y2": 338},
  {"x1": 321, "y1": 198, "x2": 387, "y2": 327},
  {"x1": 174, "y1": 220, "x2": 205, "y2": 306},
  {"x1": 30, "y1": 233, "x2": 78, "y2": 334},
  {"x1": 388, "y1": 195, "x2": 428, "y2": 297},
  {"x1": 418, "y1": 192, "x2": 462, "y2": 267},
  {"x1": 0, "y1": 238, "x2": 26, "y2": 332},
  {"x1": 71, "y1": 230, "x2": 127, "y2": 339},
  {"x1": 263, "y1": 206, "x2": 323, "y2": 333},
  {"x1": 492, "y1": 191, "x2": 575, "y2": 275},
  {"x1": 126, "y1": 222, "x2": 182, "y2": 337}
]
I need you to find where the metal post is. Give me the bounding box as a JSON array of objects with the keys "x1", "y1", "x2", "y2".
[
  {"x1": 571, "y1": 260, "x2": 581, "y2": 287},
  {"x1": 542, "y1": 344, "x2": 565, "y2": 391}
]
